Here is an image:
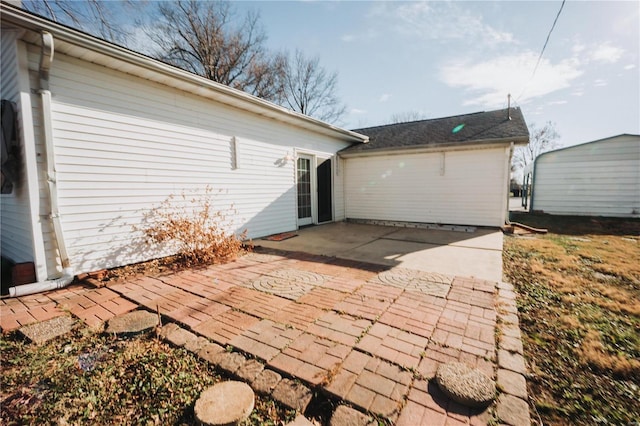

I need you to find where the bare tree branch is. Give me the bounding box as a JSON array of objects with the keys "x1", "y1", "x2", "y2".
[
  {"x1": 388, "y1": 111, "x2": 428, "y2": 124},
  {"x1": 23, "y1": 1, "x2": 346, "y2": 121},
  {"x1": 513, "y1": 121, "x2": 560, "y2": 173},
  {"x1": 281, "y1": 49, "x2": 346, "y2": 124},
  {"x1": 148, "y1": 0, "x2": 282, "y2": 101},
  {"x1": 22, "y1": 0, "x2": 133, "y2": 44}
]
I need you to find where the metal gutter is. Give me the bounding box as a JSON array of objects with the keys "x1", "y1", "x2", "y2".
[{"x1": 339, "y1": 137, "x2": 528, "y2": 158}]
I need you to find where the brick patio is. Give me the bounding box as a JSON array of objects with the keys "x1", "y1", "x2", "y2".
[{"x1": 0, "y1": 247, "x2": 530, "y2": 425}]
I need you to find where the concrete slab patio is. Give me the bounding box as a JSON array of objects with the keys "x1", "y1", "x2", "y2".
[
  {"x1": 258, "y1": 222, "x2": 504, "y2": 282},
  {"x1": 0, "y1": 236, "x2": 529, "y2": 425}
]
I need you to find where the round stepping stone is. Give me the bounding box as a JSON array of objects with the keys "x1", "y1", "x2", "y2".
[
  {"x1": 105, "y1": 310, "x2": 158, "y2": 335},
  {"x1": 194, "y1": 381, "x2": 254, "y2": 426},
  {"x1": 435, "y1": 362, "x2": 496, "y2": 408}
]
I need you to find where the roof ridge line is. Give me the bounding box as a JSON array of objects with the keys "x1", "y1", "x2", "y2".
[{"x1": 353, "y1": 107, "x2": 520, "y2": 132}]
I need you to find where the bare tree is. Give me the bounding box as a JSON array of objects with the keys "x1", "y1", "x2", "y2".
[
  {"x1": 513, "y1": 121, "x2": 560, "y2": 171},
  {"x1": 22, "y1": 0, "x2": 132, "y2": 44},
  {"x1": 23, "y1": 1, "x2": 347, "y2": 120},
  {"x1": 149, "y1": 0, "x2": 284, "y2": 101},
  {"x1": 388, "y1": 111, "x2": 428, "y2": 124},
  {"x1": 281, "y1": 49, "x2": 346, "y2": 124}
]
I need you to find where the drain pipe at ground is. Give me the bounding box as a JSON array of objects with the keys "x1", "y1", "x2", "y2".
[{"x1": 7, "y1": 32, "x2": 74, "y2": 298}]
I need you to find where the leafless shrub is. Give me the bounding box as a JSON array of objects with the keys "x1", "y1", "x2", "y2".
[{"x1": 138, "y1": 187, "x2": 250, "y2": 268}]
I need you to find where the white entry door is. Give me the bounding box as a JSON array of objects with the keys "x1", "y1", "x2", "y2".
[{"x1": 297, "y1": 155, "x2": 313, "y2": 226}]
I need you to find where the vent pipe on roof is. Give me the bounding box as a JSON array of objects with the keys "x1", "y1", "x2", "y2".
[{"x1": 507, "y1": 94, "x2": 512, "y2": 120}]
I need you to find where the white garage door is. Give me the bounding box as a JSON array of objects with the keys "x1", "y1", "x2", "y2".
[{"x1": 344, "y1": 147, "x2": 508, "y2": 227}]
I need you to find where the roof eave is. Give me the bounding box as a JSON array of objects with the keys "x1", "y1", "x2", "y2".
[
  {"x1": 339, "y1": 135, "x2": 529, "y2": 158},
  {"x1": 0, "y1": 3, "x2": 368, "y2": 144}
]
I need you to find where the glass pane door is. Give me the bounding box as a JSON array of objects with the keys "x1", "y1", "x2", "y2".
[{"x1": 297, "y1": 157, "x2": 312, "y2": 225}]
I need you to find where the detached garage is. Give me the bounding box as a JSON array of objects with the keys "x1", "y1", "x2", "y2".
[
  {"x1": 530, "y1": 134, "x2": 640, "y2": 218},
  {"x1": 341, "y1": 108, "x2": 529, "y2": 227}
]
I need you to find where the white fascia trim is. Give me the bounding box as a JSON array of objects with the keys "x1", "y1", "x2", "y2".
[{"x1": 339, "y1": 139, "x2": 527, "y2": 159}]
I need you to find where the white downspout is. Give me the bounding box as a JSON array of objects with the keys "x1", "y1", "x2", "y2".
[{"x1": 8, "y1": 31, "x2": 74, "y2": 297}]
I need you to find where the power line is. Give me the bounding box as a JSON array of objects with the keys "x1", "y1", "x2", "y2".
[{"x1": 516, "y1": 0, "x2": 566, "y2": 102}]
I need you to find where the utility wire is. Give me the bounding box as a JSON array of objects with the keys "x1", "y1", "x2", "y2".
[{"x1": 516, "y1": 0, "x2": 566, "y2": 102}]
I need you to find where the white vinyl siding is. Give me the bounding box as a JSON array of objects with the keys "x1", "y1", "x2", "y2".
[
  {"x1": 532, "y1": 135, "x2": 640, "y2": 217},
  {"x1": 344, "y1": 147, "x2": 508, "y2": 227},
  {"x1": 1, "y1": 33, "x2": 34, "y2": 264},
  {"x1": 41, "y1": 50, "x2": 350, "y2": 275},
  {"x1": 333, "y1": 156, "x2": 346, "y2": 221}
]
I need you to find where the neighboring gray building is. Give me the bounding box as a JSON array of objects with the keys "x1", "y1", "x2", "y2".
[{"x1": 531, "y1": 134, "x2": 640, "y2": 218}]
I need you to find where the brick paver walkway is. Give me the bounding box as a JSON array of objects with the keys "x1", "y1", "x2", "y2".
[{"x1": 0, "y1": 248, "x2": 529, "y2": 425}]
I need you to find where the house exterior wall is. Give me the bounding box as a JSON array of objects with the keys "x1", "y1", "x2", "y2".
[
  {"x1": 343, "y1": 146, "x2": 509, "y2": 227},
  {"x1": 334, "y1": 156, "x2": 346, "y2": 220},
  {"x1": 1, "y1": 32, "x2": 35, "y2": 266},
  {"x1": 21, "y1": 45, "x2": 351, "y2": 276},
  {"x1": 532, "y1": 135, "x2": 640, "y2": 217}
]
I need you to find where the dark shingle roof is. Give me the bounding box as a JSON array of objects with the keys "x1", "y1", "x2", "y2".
[{"x1": 343, "y1": 107, "x2": 529, "y2": 154}]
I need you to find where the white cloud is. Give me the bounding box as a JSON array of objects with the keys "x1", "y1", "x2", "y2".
[
  {"x1": 593, "y1": 79, "x2": 608, "y2": 87},
  {"x1": 624, "y1": 64, "x2": 636, "y2": 70},
  {"x1": 378, "y1": 94, "x2": 391, "y2": 103},
  {"x1": 590, "y1": 42, "x2": 624, "y2": 63},
  {"x1": 548, "y1": 100, "x2": 568, "y2": 105},
  {"x1": 440, "y1": 51, "x2": 583, "y2": 107},
  {"x1": 367, "y1": 1, "x2": 514, "y2": 47},
  {"x1": 572, "y1": 42, "x2": 586, "y2": 54},
  {"x1": 350, "y1": 108, "x2": 367, "y2": 115}
]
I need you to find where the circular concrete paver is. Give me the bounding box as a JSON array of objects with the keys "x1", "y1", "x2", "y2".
[
  {"x1": 435, "y1": 362, "x2": 496, "y2": 408},
  {"x1": 267, "y1": 269, "x2": 327, "y2": 284},
  {"x1": 194, "y1": 381, "x2": 255, "y2": 426},
  {"x1": 248, "y1": 269, "x2": 325, "y2": 300},
  {"x1": 374, "y1": 268, "x2": 422, "y2": 287},
  {"x1": 374, "y1": 268, "x2": 453, "y2": 297}
]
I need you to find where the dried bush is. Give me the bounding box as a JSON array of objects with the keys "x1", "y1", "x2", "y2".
[{"x1": 139, "y1": 187, "x2": 250, "y2": 267}]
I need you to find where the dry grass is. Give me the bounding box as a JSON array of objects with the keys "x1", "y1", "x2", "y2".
[
  {"x1": 578, "y1": 330, "x2": 640, "y2": 379},
  {"x1": 0, "y1": 326, "x2": 296, "y2": 425},
  {"x1": 138, "y1": 187, "x2": 251, "y2": 269},
  {"x1": 504, "y1": 213, "x2": 640, "y2": 424}
]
